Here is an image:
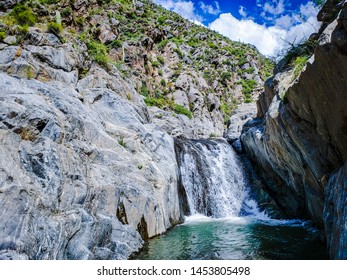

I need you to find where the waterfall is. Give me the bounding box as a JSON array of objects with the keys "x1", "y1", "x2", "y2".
[{"x1": 175, "y1": 138, "x2": 261, "y2": 219}]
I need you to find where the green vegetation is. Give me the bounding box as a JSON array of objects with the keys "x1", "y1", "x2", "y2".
[
  {"x1": 86, "y1": 41, "x2": 109, "y2": 67},
  {"x1": 47, "y1": 22, "x2": 63, "y2": 35},
  {"x1": 292, "y1": 56, "x2": 309, "y2": 78},
  {"x1": 140, "y1": 85, "x2": 149, "y2": 97},
  {"x1": 282, "y1": 39, "x2": 317, "y2": 70},
  {"x1": 62, "y1": 7, "x2": 72, "y2": 17},
  {"x1": 157, "y1": 39, "x2": 168, "y2": 50},
  {"x1": 151, "y1": 60, "x2": 160, "y2": 68},
  {"x1": 157, "y1": 56, "x2": 165, "y2": 64},
  {"x1": 174, "y1": 48, "x2": 184, "y2": 59},
  {"x1": 157, "y1": 16, "x2": 166, "y2": 25},
  {"x1": 0, "y1": 0, "x2": 275, "y2": 126},
  {"x1": 0, "y1": 30, "x2": 6, "y2": 41},
  {"x1": 241, "y1": 79, "x2": 257, "y2": 95},
  {"x1": 75, "y1": 16, "x2": 85, "y2": 27},
  {"x1": 221, "y1": 72, "x2": 231, "y2": 82},
  {"x1": 118, "y1": 136, "x2": 127, "y2": 148},
  {"x1": 144, "y1": 96, "x2": 167, "y2": 108},
  {"x1": 220, "y1": 100, "x2": 234, "y2": 124},
  {"x1": 10, "y1": 4, "x2": 36, "y2": 27},
  {"x1": 109, "y1": 39, "x2": 122, "y2": 49},
  {"x1": 173, "y1": 104, "x2": 192, "y2": 119}
]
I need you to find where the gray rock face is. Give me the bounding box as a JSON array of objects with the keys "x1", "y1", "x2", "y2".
[
  {"x1": 0, "y1": 63, "x2": 183, "y2": 259},
  {"x1": 324, "y1": 163, "x2": 347, "y2": 259},
  {"x1": 224, "y1": 103, "x2": 257, "y2": 143},
  {"x1": 0, "y1": 0, "x2": 22, "y2": 10},
  {"x1": 241, "y1": 0, "x2": 347, "y2": 258},
  {"x1": 150, "y1": 72, "x2": 224, "y2": 139}
]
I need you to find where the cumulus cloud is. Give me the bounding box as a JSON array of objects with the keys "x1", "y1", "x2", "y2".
[
  {"x1": 275, "y1": 14, "x2": 294, "y2": 29},
  {"x1": 263, "y1": 0, "x2": 285, "y2": 15},
  {"x1": 209, "y1": 1, "x2": 320, "y2": 57},
  {"x1": 153, "y1": 0, "x2": 202, "y2": 21},
  {"x1": 199, "y1": 1, "x2": 221, "y2": 15},
  {"x1": 238, "y1": 6, "x2": 247, "y2": 18}
]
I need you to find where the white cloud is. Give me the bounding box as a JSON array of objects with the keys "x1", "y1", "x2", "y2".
[
  {"x1": 263, "y1": 0, "x2": 285, "y2": 15},
  {"x1": 154, "y1": 0, "x2": 320, "y2": 57},
  {"x1": 209, "y1": 13, "x2": 284, "y2": 56},
  {"x1": 209, "y1": 4, "x2": 320, "y2": 57},
  {"x1": 238, "y1": 6, "x2": 247, "y2": 18},
  {"x1": 300, "y1": 1, "x2": 319, "y2": 19},
  {"x1": 275, "y1": 14, "x2": 294, "y2": 29},
  {"x1": 153, "y1": 0, "x2": 202, "y2": 21},
  {"x1": 199, "y1": 1, "x2": 221, "y2": 15},
  {"x1": 191, "y1": 19, "x2": 205, "y2": 26}
]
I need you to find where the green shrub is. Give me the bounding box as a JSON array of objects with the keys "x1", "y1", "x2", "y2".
[
  {"x1": 221, "y1": 72, "x2": 231, "y2": 81},
  {"x1": 144, "y1": 97, "x2": 167, "y2": 108},
  {"x1": 62, "y1": 7, "x2": 72, "y2": 17},
  {"x1": 75, "y1": 16, "x2": 85, "y2": 27},
  {"x1": 151, "y1": 60, "x2": 160, "y2": 68},
  {"x1": 292, "y1": 56, "x2": 309, "y2": 78},
  {"x1": 160, "y1": 79, "x2": 166, "y2": 86},
  {"x1": 86, "y1": 41, "x2": 109, "y2": 67},
  {"x1": 157, "y1": 39, "x2": 168, "y2": 50},
  {"x1": 157, "y1": 55, "x2": 165, "y2": 64},
  {"x1": 109, "y1": 39, "x2": 122, "y2": 49},
  {"x1": 140, "y1": 85, "x2": 149, "y2": 97},
  {"x1": 118, "y1": 136, "x2": 127, "y2": 148},
  {"x1": 242, "y1": 79, "x2": 257, "y2": 95},
  {"x1": 207, "y1": 41, "x2": 217, "y2": 49},
  {"x1": 187, "y1": 37, "x2": 198, "y2": 47},
  {"x1": 282, "y1": 39, "x2": 317, "y2": 69},
  {"x1": 174, "y1": 48, "x2": 183, "y2": 58},
  {"x1": 0, "y1": 30, "x2": 6, "y2": 41},
  {"x1": 47, "y1": 22, "x2": 63, "y2": 35},
  {"x1": 10, "y1": 4, "x2": 36, "y2": 27},
  {"x1": 173, "y1": 104, "x2": 192, "y2": 119},
  {"x1": 157, "y1": 16, "x2": 166, "y2": 25},
  {"x1": 237, "y1": 58, "x2": 248, "y2": 66}
]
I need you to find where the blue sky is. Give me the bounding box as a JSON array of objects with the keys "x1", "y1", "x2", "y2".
[{"x1": 153, "y1": 0, "x2": 321, "y2": 57}]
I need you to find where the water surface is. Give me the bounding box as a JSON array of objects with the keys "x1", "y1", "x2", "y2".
[{"x1": 133, "y1": 215, "x2": 328, "y2": 260}]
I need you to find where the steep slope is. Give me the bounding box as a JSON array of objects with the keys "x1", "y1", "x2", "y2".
[
  {"x1": 0, "y1": 0, "x2": 273, "y2": 259},
  {"x1": 241, "y1": 0, "x2": 347, "y2": 259},
  {"x1": 0, "y1": 0, "x2": 272, "y2": 138}
]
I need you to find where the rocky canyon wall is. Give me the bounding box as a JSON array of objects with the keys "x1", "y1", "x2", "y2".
[{"x1": 241, "y1": 0, "x2": 347, "y2": 259}]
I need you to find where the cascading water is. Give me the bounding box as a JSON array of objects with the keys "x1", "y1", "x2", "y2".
[
  {"x1": 175, "y1": 138, "x2": 262, "y2": 219},
  {"x1": 133, "y1": 139, "x2": 328, "y2": 260}
]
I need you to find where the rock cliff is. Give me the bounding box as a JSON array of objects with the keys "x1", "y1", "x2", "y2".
[
  {"x1": 241, "y1": 0, "x2": 347, "y2": 259},
  {"x1": 0, "y1": 0, "x2": 272, "y2": 259}
]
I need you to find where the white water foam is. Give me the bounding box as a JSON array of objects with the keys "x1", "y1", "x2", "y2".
[
  {"x1": 178, "y1": 139, "x2": 268, "y2": 218},
  {"x1": 177, "y1": 139, "x2": 311, "y2": 228}
]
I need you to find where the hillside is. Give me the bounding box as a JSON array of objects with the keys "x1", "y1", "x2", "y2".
[{"x1": 0, "y1": 0, "x2": 272, "y2": 138}]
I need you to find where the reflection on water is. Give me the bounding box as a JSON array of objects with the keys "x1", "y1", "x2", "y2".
[{"x1": 132, "y1": 216, "x2": 328, "y2": 260}]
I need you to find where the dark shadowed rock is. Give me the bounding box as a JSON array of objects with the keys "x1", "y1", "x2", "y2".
[
  {"x1": 241, "y1": 0, "x2": 347, "y2": 258},
  {"x1": 324, "y1": 163, "x2": 347, "y2": 259}
]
